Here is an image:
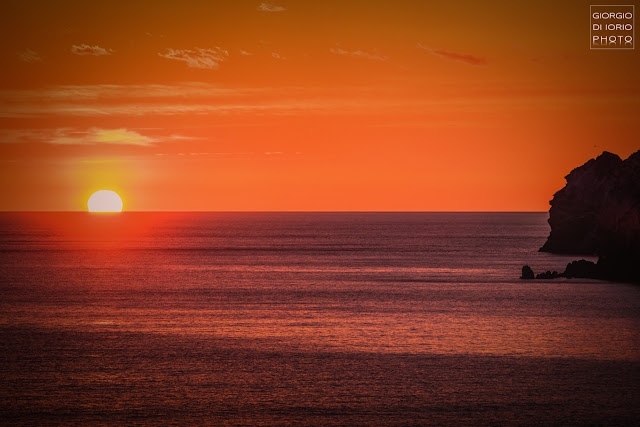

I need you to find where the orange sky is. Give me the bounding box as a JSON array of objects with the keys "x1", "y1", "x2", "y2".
[{"x1": 0, "y1": 0, "x2": 638, "y2": 211}]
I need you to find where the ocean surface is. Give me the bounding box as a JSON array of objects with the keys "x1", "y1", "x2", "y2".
[{"x1": 0, "y1": 212, "x2": 639, "y2": 425}]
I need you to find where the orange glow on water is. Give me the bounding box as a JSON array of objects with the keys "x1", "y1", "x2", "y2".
[{"x1": 6, "y1": 212, "x2": 185, "y2": 248}]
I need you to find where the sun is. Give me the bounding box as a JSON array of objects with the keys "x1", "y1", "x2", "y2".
[{"x1": 87, "y1": 190, "x2": 124, "y2": 212}]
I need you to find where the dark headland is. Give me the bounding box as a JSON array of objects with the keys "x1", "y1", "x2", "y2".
[{"x1": 522, "y1": 150, "x2": 640, "y2": 283}]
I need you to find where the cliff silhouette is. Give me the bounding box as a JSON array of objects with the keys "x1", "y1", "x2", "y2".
[{"x1": 536, "y1": 150, "x2": 640, "y2": 282}]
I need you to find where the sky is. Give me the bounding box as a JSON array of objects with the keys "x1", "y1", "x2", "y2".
[{"x1": 0, "y1": 0, "x2": 638, "y2": 211}]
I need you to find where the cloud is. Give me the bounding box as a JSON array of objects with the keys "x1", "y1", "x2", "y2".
[
  {"x1": 51, "y1": 128, "x2": 156, "y2": 146},
  {"x1": 71, "y1": 44, "x2": 113, "y2": 56},
  {"x1": 257, "y1": 3, "x2": 286, "y2": 12},
  {"x1": 0, "y1": 99, "x2": 366, "y2": 118},
  {"x1": 431, "y1": 50, "x2": 487, "y2": 66},
  {"x1": 158, "y1": 47, "x2": 229, "y2": 69},
  {"x1": 0, "y1": 83, "x2": 331, "y2": 118},
  {"x1": 417, "y1": 43, "x2": 486, "y2": 66},
  {"x1": 0, "y1": 83, "x2": 259, "y2": 101},
  {"x1": 0, "y1": 83, "x2": 459, "y2": 119},
  {"x1": 153, "y1": 151, "x2": 294, "y2": 158},
  {"x1": 330, "y1": 47, "x2": 388, "y2": 61},
  {"x1": 0, "y1": 129, "x2": 48, "y2": 143},
  {"x1": 0, "y1": 128, "x2": 154, "y2": 146},
  {"x1": 0, "y1": 128, "x2": 198, "y2": 145},
  {"x1": 18, "y1": 49, "x2": 42, "y2": 63},
  {"x1": 271, "y1": 52, "x2": 285, "y2": 59},
  {"x1": 240, "y1": 50, "x2": 254, "y2": 56}
]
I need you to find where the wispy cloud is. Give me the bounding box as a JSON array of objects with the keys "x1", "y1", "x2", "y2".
[
  {"x1": 417, "y1": 43, "x2": 486, "y2": 66},
  {"x1": 18, "y1": 49, "x2": 42, "y2": 63},
  {"x1": 18, "y1": 102, "x2": 334, "y2": 117},
  {"x1": 154, "y1": 151, "x2": 297, "y2": 158},
  {"x1": 330, "y1": 47, "x2": 388, "y2": 61},
  {"x1": 71, "y1": 44, "x2": 113, "y2": 56},
  {"x1": 0, "y1": 82, "x2": 464, "y2": 119},
  {"x1": 158, "y1": 47, "x2": 229, "y2": 69},
  {"x1": 257, "y1": 3, "x2": 286, "y2": 12},
  {"x1": 0, "y1": 98, "x2": 438, "y2": 119},
  {"x1": 0, "y1": 129, "x2": 48, "y2": 143},
  {"x1": 240, "y1": 50, "x2": 254, "y2": 56},
  {"x1": 51, "y1": 128, "x2": 155, "y2": 146},
  {"x1": 0, "y1": 83, "x2": 261, "y2": 101},
  {"x1": 0, "y1": 83, "x2": 337, "y2": 118},
  {"x1": 0, "y1": 128, "x2": 196, "y2": 146}
]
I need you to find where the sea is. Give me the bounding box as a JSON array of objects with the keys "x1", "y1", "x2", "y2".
[{"x1": 0, "y1": 212, "x2": 639, "y2": 425}]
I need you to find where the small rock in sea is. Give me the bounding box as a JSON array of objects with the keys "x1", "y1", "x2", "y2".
[
  {"x1": 521, "y1": 265, "x2": 535, "y2": 280},
  {"x1": 563, "y1": 259, "x2": 598, "y2": 278},
  {"x1": 535, "y1": 270, "x2": 559, "y2": 279}
]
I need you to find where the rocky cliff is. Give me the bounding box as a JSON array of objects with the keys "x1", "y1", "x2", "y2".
[{"x1": 539, "y1": 150, "x2": 640, "y2": 282}]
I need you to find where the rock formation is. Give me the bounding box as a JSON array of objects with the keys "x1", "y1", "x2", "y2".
[
  {"x1": 562, "y1": 260, "x2": 598, "y2": 279},
  {"x1": 535, "y1": 270, "x2": 560, "y2": 280},
  {"x1": 520, "y1": 265, "x2": 535, "y2": 280},
  {"x1": 521, "y1": 261, "x2": 598, "y2": 281},
  {"x1": 536, "y1": 150, "x2": 640, "y2": 283}
]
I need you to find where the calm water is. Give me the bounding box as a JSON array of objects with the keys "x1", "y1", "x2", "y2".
[{"x1": 0, "y1": 212, "x2": 639, "y2": 425}]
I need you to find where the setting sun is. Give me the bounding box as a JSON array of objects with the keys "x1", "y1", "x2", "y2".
[{"x1": 87, "y1": 190, "x2": 123, "y2": 212}]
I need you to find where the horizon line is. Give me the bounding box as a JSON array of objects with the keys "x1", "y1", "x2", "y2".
[{"x1": 0, "y1": 210, "x2": 549, "y2": 214}]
